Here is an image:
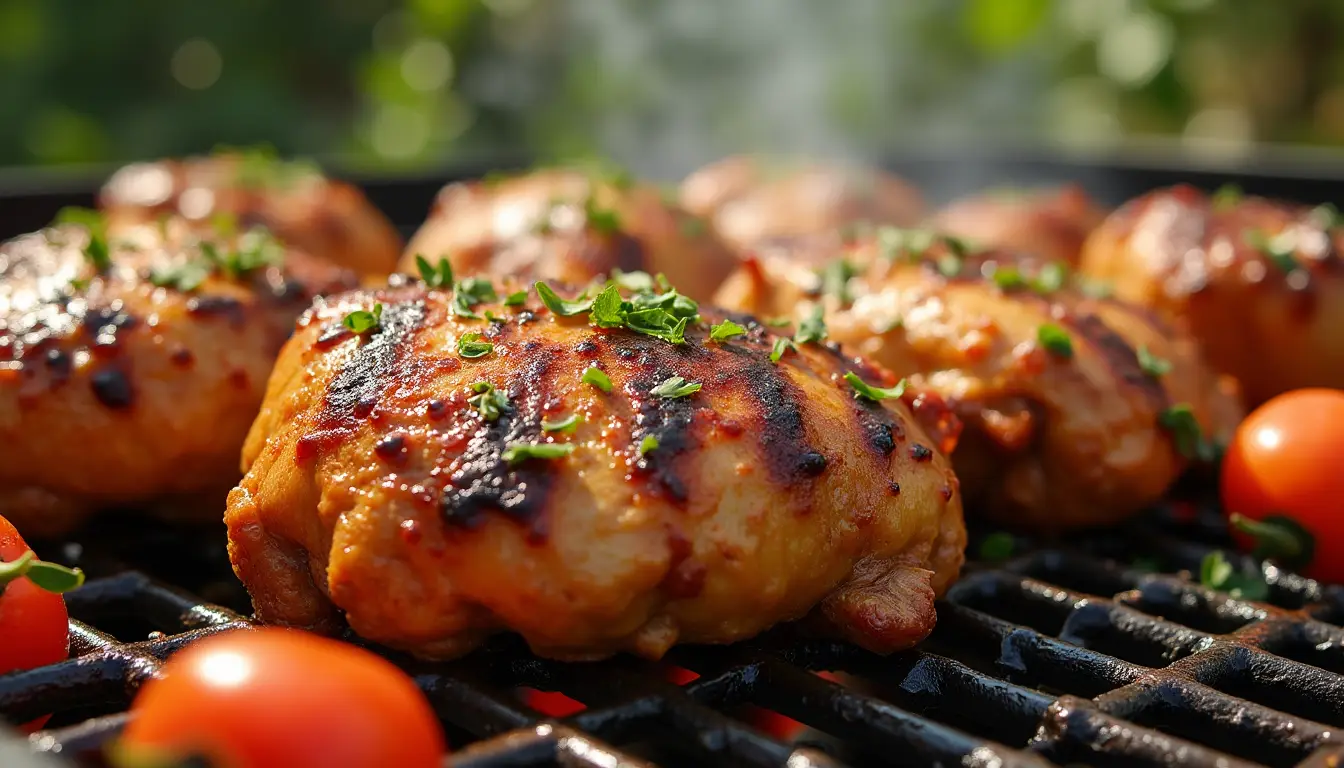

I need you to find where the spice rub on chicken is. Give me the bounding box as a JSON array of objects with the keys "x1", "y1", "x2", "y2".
[
  {"x1": 716, "y1": 230, "x2": 1242, "y2": 530},
  {"x1": 100, "y1": 147, "x2": 402, "y2": 277},
  {"x1": 400, "y1": 168, "x2": 736, "y2": 301},
  {"x1": 0, "y1": 212, "x2": 357, "y2": 537},
  {"x1": 1079, "y1": 185, "x2": 1344, "y2": 406},
  {"x1": 226, "y1": 271, "x2": 965, "y2": 661},
  {"x1": 679, "y1": 155, "x2": 925, "y2": 254}
]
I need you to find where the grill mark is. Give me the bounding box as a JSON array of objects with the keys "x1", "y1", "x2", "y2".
[
  {"x1": 728, "y1": 345, "x2": 832, "y2": 484},
  {"x1": 622, "y1": 340, "x2": 707, "y2": 503},
  {"x1": 1053, "y1": 306, "x2": 1170, "y2": 412},
  {"x1": 296, "y1": 299, "x2": 426, "y2": 461},
  {"x1": 441, "y1": 347, "x2": 556, "y2": 540}
]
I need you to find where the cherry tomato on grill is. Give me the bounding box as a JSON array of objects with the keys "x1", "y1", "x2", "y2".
[
  {"x1": 115, "y1": 628, "x2": 445, "y2": 768},
  {"x1": 0, "y1": 514, "x2": 83, "y2": 732},
  {"x1": 1220, "y1": 388, "x2": 1344, "y2": 582}
]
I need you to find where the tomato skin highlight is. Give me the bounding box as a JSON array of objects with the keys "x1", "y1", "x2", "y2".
[
  {"x1": 1221, "y1": 388, "x2": 1344, "y2": 583},
  {"x1": 117, "y1": 628, "x2": 445, "y2": 768},
  {"x1": 0, "y1": 515, "x2": 70, "y2": 732}
]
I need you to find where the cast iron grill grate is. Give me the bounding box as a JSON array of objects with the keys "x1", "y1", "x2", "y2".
[{"x1": 4, "y1": 500, "x2": 1344, "y2": 768}]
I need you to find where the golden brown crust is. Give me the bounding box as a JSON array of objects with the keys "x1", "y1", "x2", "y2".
[
  {"x1": 399, "y1": 169, "x2": 736, "y2": 301},
  {"x1": 714, "y1": 235, "x2": 1242, "y2": 530},
  {"x1": 679, "y1": 156, "x2": 926, "y2": 253},
  {"x1": 227, "y1": 280, "x2": 964, "y2": 660},
  {"x1": 100, "y1": 153, "x2": 403, "y2": 277},
  {"x1": 0, "y1": 219, "x2": 357, "y2": 537},
  {"x1": 1079, "y1": 185, "x2": 1344, "y2": 406},
  {"x1": 931, "y1": 184, "x2": 1105, "y2": 265}
]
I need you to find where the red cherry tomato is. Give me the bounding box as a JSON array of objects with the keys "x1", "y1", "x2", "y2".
[
  {"x1": 116, "y1": 628, "x2": 445, "y2": 768},
  {"x1": 1221, "y1": 388, "x2": 1344, "y2": 582},
  {"x1": 0, "y1": 515, "x2": 76, "y2": 732}
]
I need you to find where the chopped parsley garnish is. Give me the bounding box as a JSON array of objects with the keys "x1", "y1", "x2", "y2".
[
  {"x1": 844, "y1": 371, "x2": 907, "y2": 402},
  {"x1": 501, "y1": 441, "x2": 575, "y2": 465},
  {"x1": 504, "y1": 290, "x2": 528, "y2": 306},
  {"x1": 581, "y1": 366, "x2": 612, "y2": 392},
  {"x1": 222, "y1": 144, "x2": 320, "y2": 189},
  {"x1": 1200, "y1": 551, "x2": 1233, "y2": 590},
  {"x1": 638, "y1": 434, "x2": 659, "y2": 455},
  {"x1": 990, "y1": 265, "x2": 1026, "y2": 290},
  {"x1": 818, "y1": 259, "x2": 859, "y2": 304},
  {"x1": 589, "y1": 285, "x2": 626, "y2": 327},
  {"x1": 1244, "y1": 228, "x2": 1299, "y2": 273},
  {"x1": 542, "y1": 414, "x2": 582, "y2": 433},
  {"x1": 1199, "y1": 550, "x2": 1268, "y2": 601},
  {"x1": 770, "y1": 337, "x2": 796, "y2": 363},
  {"x1": 1211, "y1": 183, "x2": 1242, "y2": 211},
  {"x1": 978, "y1": 532, "x2": 1015, "y2": 562},
  {"x1": 468, "y1": 381, "x2": 510, "y2": 421},
  {"x1": 415, "y1": 254, "x2": 454, "y2": 288},
  {"x1": 1037, "y1": 323, "x2": 1073, "y2": 358},
  {"x1": 535, "y1": 282, "x2": 595, "y2": 316},
  {"x1": 457, "y1": 277, "x2": 498, "y2": 304},
  {"x1": 609, "y1": 269, "x2": 657, "y2": 294},
  {"x1": 212, "y1": 228, "x2": 286, "y2": 279},
  {"x1": 149, "y1": 261, "x2": 211, "y2": 292},
  {"x1": 457, "y1": 332, "x2": 494, "y2": 358},
  {"x1": 708, "y1": 320, "x2": 747, "y2": 341},
  {"x1": 56, "y1": 207, "x2": 112, "y2": 273},
  {"x1": 583, "y1": 194, "x2": 622, "y2": 234},
  {"x1": 765, "y1": 316, "x2": 792, "y2": 328},
  {"x1": 650, "y1": 375, "x2": 701, "y2": 399},
  {"x1": 1158, "y1": 403, "x2": 1215, "y2": 461},
  {"x1": 936, "y1": 252, "x2": 963, "y2": 278},
  {"x1": 1136, "y1": 345, "x2": 1171, "y2": 378},
  {"x1": 342, "y1": 304, "x2": 382, "y2": 334},
  {"x1": 1032, "y1": 262, "x2": 1068, "y2": 293},
  {"x1": 795, "y1": 305, "x2": 827, "y2": 345},
  {"x1": 484, "y1": 310, "x2": 503, "y2": 323},
  {"x1": 876, "y1": 226, "x2": 936, "y2": 260}
]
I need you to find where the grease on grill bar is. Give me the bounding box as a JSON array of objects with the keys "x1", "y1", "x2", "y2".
[{"x1": 5, "y1": 505, "x2": 1344, "y2": 767}]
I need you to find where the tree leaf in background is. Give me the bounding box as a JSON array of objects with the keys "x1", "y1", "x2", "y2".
[{"x1": 964, "y1": 0, "x2": 1051, "y2": 53}]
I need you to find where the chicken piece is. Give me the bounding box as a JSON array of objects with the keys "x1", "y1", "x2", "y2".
[
  {"x1": 226, "y1": 277, "x2": 965, "y2": 661},
  {"x1": 1079, "y1": 185, "x2": 1344, "y2": 406},
  {"x1": 932, "y1": 184, "x2": 1105, "y2": 265},
  {"x1": 400, "y1": 168, "x2": 735, "y2": 301},
  {"x1": 716, "y1": 233, "x2": 1242, "y2": 530},
  {"x1": 0, "y1": 215, "x2": 357, "y2": 537},
  {"x1": 679, "y1": 155, "x2": 925, "y2": 253},
  {"x1": 100, "y1": 149, "x2": 402, "y2": 277}
]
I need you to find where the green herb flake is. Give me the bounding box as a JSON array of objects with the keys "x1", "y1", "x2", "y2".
[
  {"x1": 610, "y1": 269, "x2": 657, "y2": 294},
  {"x1": 1037, "y1": 323, "x2": 1073, "y2": 359},
  {"x1": 415, "y1": 254, "x2": 454, "y2": 288},
  {"x1": 1211, "y1": 183, "x2": 1242, "y2": 211},
  {"x1": 1158, "y1": 403, "x2": 1214, "y2": 461},
  {"x1": 765, "y1": 316, "x2": 792, "y2": 328},
  {"x1": 1199, "y1": 550, "x2": 1269, "y2": 601},
  {"x1": 468, "y1": 381, "x2": 510, "y2": 421},
  {"x1": 1137, "y1": 345, "x2": 1172, "y2": 378},
  {"x1": 795, "y1": 305, "x2": 827, "y2": 345},
  {"x1": 1032, "y1": 262, "x2": 1068, "y2": 293},
  {"x1": 844, "y1": 371, "x2": 908, "y2": 402},
  {"x1": 1200, "y1": 551, "x2": 1234, "y2": 590},
  {"x1": 588, "y1": 285, "x2": 626, "y2": 328},
  {"x1": 991, "y1": 265, "x2": 1025, "y2": 291},
  {"x1": 342, "y1": 304, "x2": 383, "y2": 334},
  {"x1": 536, "y1": 282, "x2": 595, "y2": 316},
  {"x1": 581, "y1": 366, "x2": 613, "y2": 393},
  {"x1": 501, "y1": 441, "x2": 575, "y2": 466},
  {"x1": 1244, "y1": 228, "x2": 1299, "y2": 274},
  {"x1": 978, "y1": 532, "x2": 1015, "y2": 562},
  {"x1": 638, "y1": 434, "x2": 659, "y2": 455},
  {"x1": 936, "y1": 253, "x2": 963, "y2": 278},
  {"x1": 503, "y1": 290, "x2": 527, "y2": 307},
  {"x1": 457, "y1": 332, "x2": 494, "y2": 358},
  {"x1": 583, "y1": 194, "x2": 622, "y2": 235},
  {"x1": 650, "y1": 375, "x2": 702, "y2": 399},
  {"x1": 542, "y1": 414, "x2": 583, "y2": 433},
  {"x1": 708, "y1": 320, "x2": 747, "y2": 341},
  {"x1": 457, "y1": 277, "x2": 498, "y2": 304},
  {"x1": 770, "y1": 337, "x2": 796, "y2": 363},
  {"x1": 876, "y1": 227, "x2": 936, "y2": 260},
  {"x1": 818, "y1": 259, "x2": 859, "y2": 304},
  {"x1": 56, "y1": 207, "x2": 112, "y2": 273},
  {"x1": 149, "y1": 261, "x2": 211, "y2": 292}
]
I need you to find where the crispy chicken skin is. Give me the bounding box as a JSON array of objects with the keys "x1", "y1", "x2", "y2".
[
  {"x1": 100, "y1": 152, "x2": 402, "y2": 277},
  {"x1": 679, "y1": 156, "x2": 925, "y2": 253},
  {"x1": 716, "y1": 236, "x2": 1241, "y2": 530},
  {"x1": 399, "y1": 169, "x2": 736, "y2": 301},
  {"x1": 226, "y1": 280, "x2": 965, "y2": 660},
  {"x1": 1079, "y1": 185, "x2": 1344, "y2": 406},
  {"x1": 0, "y1": 219, "x2": 356, "y2": 537},
  {"x1": 932, "y1": 184, "x2": 1105, "y2": 265}
]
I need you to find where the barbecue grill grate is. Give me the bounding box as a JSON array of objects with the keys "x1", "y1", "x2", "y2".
[{"x1": 3, "y1": 499, "x2": 1344, "y2": 768}]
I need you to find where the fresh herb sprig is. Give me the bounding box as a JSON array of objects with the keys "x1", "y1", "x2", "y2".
[
  {"x1": 342, "y1": 304, "x2": 383, "y2": 334},
  {"x1": 844, "y1": 372, "x2": 908, "y2": 402}
]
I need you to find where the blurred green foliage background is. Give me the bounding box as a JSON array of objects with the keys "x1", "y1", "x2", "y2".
[{"x1": 1, "y1": 0, "x2": 1342, "y2": 175}]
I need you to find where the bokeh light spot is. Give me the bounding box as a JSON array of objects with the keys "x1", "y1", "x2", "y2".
[{"x1": 171, "y1": 38, "x2": 223, "y2": 91}]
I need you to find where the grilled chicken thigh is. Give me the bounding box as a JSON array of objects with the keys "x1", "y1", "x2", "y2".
[
  {"x1": 226, "y1": 277, "x2": 965, "y2": 660},
  {"x1": 1079, "y1": 185, "x2": 1344, "y2": 406},
  {"x1": 400, "y1": 169, "x2": 736, "y2": 301},
  {"x1": 716, "y1": 232, "x2": 1241, "y2": 529},
  {"x1": 932, "y1": 185, "x2": 1104, "y2": 265},
  {"x1": 101, "y1": 150, "x2": 402, "y2": 277},
  {"x1": 0, "y1": 216, "x2": 356, "y2": 536},
  {"x1": 680, "y1": 156, "x2": 925, "y2": 253}
]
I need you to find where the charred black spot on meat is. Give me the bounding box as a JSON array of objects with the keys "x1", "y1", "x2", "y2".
[
  {"x1": 186, "y1": 295, "x2": 247, "y2": 327},
  {"x1": 729, "y1": 345, "x2": 830, "y2": 484},
  {"x1": 90, "y1": 368, "x2": 133, "y2": 409},
  {"x1": 910, "y1": 444, "x2": 933, "y2": 462},
  {"x1": 81, "y1": 303, "x2": 140, "y2": 346},
  {"x1": 797, "y1": 451, "x2": 828, "y2": 476},
  {"x1": 441, "y1": 349, "x2": 555, "y2": 539},
  {"x1": 888, "y1": 482, "x2": 901, "y2": 496},
  {"x1": 574, "y1": 339, "x2": 599, "y2": 357},
  {"x1": 298, "y1": 299, "x2": 426, "y2": 461},
  {"x1": 374, "y1": 434, "x2": 408, "y2": 464}
]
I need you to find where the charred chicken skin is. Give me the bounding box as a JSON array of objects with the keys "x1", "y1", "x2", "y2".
[
  {"x1": 1079, "y1": 185, "x2": 1344, "y2": 406},
  {"x1": 226, "y1": 276, "x2": 965, "y2": 661},
  {"x1": 0, "y1": 216, "x2": 357, "y2": 537},
  {"x1": 679, "y1": 156, "x2": 926, "y2": 253},
  {"x1": 400, "y1": 169, "x2": 736, "y2": 301},
  {"x1": 100, "y1": 150, "x2": 402, "y2": 277},
  {"x1": 932, "y1": 184, "x2": 1105, "y2": 266},
  {"x1": 715, "y1": 231, "x2": 1241, "y2": 530}
]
